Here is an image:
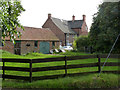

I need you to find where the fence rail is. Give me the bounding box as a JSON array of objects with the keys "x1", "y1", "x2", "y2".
[{"x1": 0, "y1": 54, "x2": 120, "y2": 82}]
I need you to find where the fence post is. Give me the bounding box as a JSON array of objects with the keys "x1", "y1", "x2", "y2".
[
  {"x1": 3, "y1": 59, "x2": 5, "y2": 80},
  {"x1": 29, "y1": 59, "x2": 32, "y2": 83},
  {"x1": 97, "y1": 55, "x2": 101, "y2": 73},
  {"x1": 64, "y1": 56, "x2": 67, "y2": 76}
]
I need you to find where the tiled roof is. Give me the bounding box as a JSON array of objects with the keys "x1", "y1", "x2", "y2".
[
  {"x1": 51, "y1": 17, "x2": 84, "y2": 34},
  {"x1": 68, "y1": 20, "x2": 83, "y2": 29},
  {"x1": 5, "y1": 26, "x2": 59, "y2": 41},
  {"x1": 51, "y1": 17, "x2": 76, "y2": 34}
]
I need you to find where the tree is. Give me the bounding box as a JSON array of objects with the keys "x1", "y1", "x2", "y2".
[
  {"x1": 89, "y1": 2, "x2": 120, "y2": 53},
  {"x1": 0, "y1": 0, "x2": 25, "y2": 44},
  {"x1": 75, "y1": 35, "x2": 89, "y2": 52}
]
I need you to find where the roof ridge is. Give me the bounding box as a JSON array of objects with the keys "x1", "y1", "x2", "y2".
[
  {"x1": 19, "y1": 26, "x2": 51, "y2": 31},
  {"x1": 52, "y1": 17, "x2": 83, "y2": 22},
  {"x1": 22, "y1": 26, "x2": 41, "y2": 29},
  {"x1": 68, "y1": 20, "x2": 83, "y2": 22},
  {"x1": 51, "y1": 17, "x2": 67, "y2": 21}
]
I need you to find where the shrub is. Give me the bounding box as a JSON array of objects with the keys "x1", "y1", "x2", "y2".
[{"x1": 75, "y1": 35, "x2": 90, "y2": 52}]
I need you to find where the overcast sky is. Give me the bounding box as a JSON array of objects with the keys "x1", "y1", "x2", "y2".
[{"x1": 18, "y1": 0, "x2": 103, "y2": 30}]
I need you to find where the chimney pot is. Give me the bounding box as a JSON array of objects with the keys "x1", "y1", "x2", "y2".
[
  {"x1": 83, "y1": 15, "x2": 86, "y2": 21},
  {"x1": 48, "y1": 13, "x2": 51, "y2": 19},
  {"x1": 72, "y1": 15, "x2": 75, "y2": 22}
]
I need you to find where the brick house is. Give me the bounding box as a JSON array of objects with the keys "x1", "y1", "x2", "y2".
[
  {"x1": 2, "y1": 26, "x2": 59, "y2": 55},
  {"x1": 42, "y1": 14, "x2": 88, "y2": 46}
]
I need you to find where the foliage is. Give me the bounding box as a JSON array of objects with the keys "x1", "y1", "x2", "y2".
[
  {"x1": 72, "y1": 36, "x2": 78, "y2": 50},
  {"x1": 89, "y1": 2, "x2": 120, "y2": 53},
  {"x1": 73, "y1": 40, "x2": 77, "y2": 50},
  {"x1": 75, "y1": 35, "x2": 89, "y2": 52},
  {"x1": 0, "y1": 0, "x2": 25, "y2": 44}
]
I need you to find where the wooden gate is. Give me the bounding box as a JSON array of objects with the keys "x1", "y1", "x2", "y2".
[{"x1": 40, "y1": 42, "x2": 50, "y2": 54}]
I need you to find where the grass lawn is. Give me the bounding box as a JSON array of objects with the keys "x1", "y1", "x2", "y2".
[
  {"x1": 0, "y1": 50, "x2": 119, "y2": 88},
  {"x1": 59, "y1": 51, "x2": 92, "y2": 56},
  {"x1": 1, "y1": 50, "x2": 63, "y2": 59}
]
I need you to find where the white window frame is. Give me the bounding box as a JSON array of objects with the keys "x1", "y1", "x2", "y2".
[
  {"x1": 67, "y1": 33, "x2": 69, "y2": 37},
  {"x1": 86, "y1": 26, "x2": 88, "y2": 30}
]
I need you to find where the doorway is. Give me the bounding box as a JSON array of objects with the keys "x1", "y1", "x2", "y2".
[{"x1": 14, "y1": 41, "x2": 21, "y2": 55}]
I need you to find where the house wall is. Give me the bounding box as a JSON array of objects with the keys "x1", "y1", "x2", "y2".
[
  {"x1": 43, "y1": 15, "x2": 88, "y2": 46},
  {"x1": 72, "y1": 28, "x2": 82, "y2": 36},
  {"x1": 66, "y1": 34, "x2": 75, "y2": 45},
  {"x1": 2, "y1": 41, "x2": 14, "y2": 54},
  {"x1": 72, "y1": 22, "x2": 88, "y2": 36},
  {"x1": 49, "y1": 41, "x2": 60, "y2": 49},
  {"x1": 43, "y1": 19, "x2": 66, "y2": 46},
  {"x1": 21, "y1": 41, "x2": 59, "y2": 54},
  {"x1": 21, "y1": 41, "x2": 38, "y2": 54},
  {"x1": 81, "y1": 22, "x2": 88, "y2": 35},
  {"x1": 2, "y1": 40, "x2": 59, "y2": 54}
]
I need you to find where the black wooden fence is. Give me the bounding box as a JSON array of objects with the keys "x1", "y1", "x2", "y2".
[{"x1": 0, "y1": 54, "x2": 120, "y2": 82}]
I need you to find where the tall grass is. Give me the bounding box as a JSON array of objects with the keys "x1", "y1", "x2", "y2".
[{"x1": 2, "y1": 73, "x2": 119, "y2": 88}]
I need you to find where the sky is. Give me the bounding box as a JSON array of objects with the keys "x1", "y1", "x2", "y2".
[{"x1": 18, "y1": 0, "x2": 103, "y2": 30}]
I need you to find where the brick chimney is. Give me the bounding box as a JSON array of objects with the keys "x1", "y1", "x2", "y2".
[
  {"x1": 83, "y1": 15, "x2": 86, "y2": 21},
  {"x1": 72, "y1": 15, "x2": 75, "y2": 22},
  {"x1": 48, "y1": 13, "x2": 51, "y2": 19}
]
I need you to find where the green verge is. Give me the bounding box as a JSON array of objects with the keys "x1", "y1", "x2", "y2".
[{"x1": 2, "y1": 73, "x2": 119, "y2": 88}]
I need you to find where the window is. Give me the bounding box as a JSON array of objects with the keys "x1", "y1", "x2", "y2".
[
  {"x1": 52, "y1": 41, "x2": 55, "y2": 47},
  {"x1": 67, "y1": 34, "x2": 69, "y2": 37},
  {"x1": 66, "y1": 40, "x2": 69, "y2": 43},
  {"x1": 86, "y1": 26, "x2": 88, "y2": 30},
  {"x1": 72, "y1": 35, "x2": 74, "y2": 38},
  {"x1": 66, "y1": 40, "x2": 69, "y2": 46},
  {"x1": 60, "y1": 41, "x2": 62, "y2": 45},
  {"x1": 34, "y1": 41, "x2": 38, "y2": 48}
]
